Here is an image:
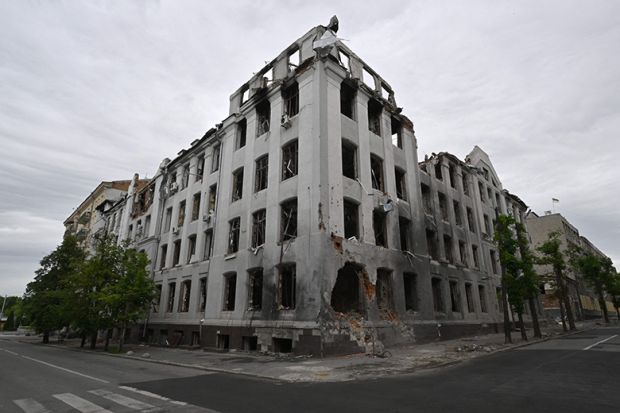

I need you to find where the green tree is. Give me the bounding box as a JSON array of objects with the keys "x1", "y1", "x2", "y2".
[
  {"x1": 537, "y1": 232, "x2": 576, "y2": 331},
  {"x1": 22, "y1": 236, "x2": 86, "y2": 343},
  {"x1": 515, "y1": 222, "x2": 542, "y2": 338},
  {"x1": 570, "y1": 252, "x2": 615, "y2": 323},
  {"x1": 608, "y1": 275, "x2": 620, "y2": 320}
]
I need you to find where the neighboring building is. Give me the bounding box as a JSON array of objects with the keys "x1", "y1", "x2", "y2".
[{"x1": 526, "y1": 212, "x2": 614, "y2": 320}]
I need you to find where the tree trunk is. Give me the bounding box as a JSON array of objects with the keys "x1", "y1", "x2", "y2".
[
  {"x1": 42, "y1": 331, "x2": 49, "y2": 344},
  {"x1": 118, "y1": 323, "x2": 125, "y2": 353},
  {"x1": 517, "y1": 311, "x2": 527, "y2": 341},
  {"x1": 501, "y1": 272, "x2": 512, "y2": 344},
  {"x1": 104, "y1": 329, "x2": 111, "y2": 351},
  {"x1": 90, "y1": 332, "x2": 97, "y2": 349},
  {"x1": 596, "y1": 287, "x2": 610, "y2": 323},
  {"x1": 615, "y1": 306, "x2": 619, "y2": 321},
  {"x1": 557, "y1": 273, "x2": 576, "y2": 330},
  {"x1": 558, "y1": 298, "x2": 567, "y2": 332},
  {"x1": 80, "y1": 333, "x2": 86, "y2": 348},
  {"x1": 528, "y1": 297, "x2": 542, "y2": 338}
]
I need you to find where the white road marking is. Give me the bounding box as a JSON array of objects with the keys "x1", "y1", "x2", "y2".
[
  {"x1": 21, "y1": 355, "x2": 109, "y2": 383},
  {"x1": 1, "y1": 347, "x2": 20, "y2": 355},
  {"x1": 119, "y1": 386, "x2": 187, "y2": 406},
  {"x1": 89, "y1": 388, "x2": 157, "y2": 410},
  {"x1": 583, "y1": 334, "x2": 618, "y2": 350},
  {"x1": 53, "y1": 393, "x2": 113, "y2": 413},
  {"x1": 13, "y1": 398, "x2": 51, "y2": 413}
]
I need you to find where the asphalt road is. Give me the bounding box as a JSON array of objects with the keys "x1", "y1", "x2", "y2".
[{"x1": 2, "y1": 327, "x2": 620, "y2": 413}]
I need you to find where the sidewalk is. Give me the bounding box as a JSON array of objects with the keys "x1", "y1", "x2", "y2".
[{"x1": 23, "y1": 319, "x2": 608, "y2": 383}]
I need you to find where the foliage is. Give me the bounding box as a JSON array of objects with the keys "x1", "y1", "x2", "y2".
[
  {"x1": 570, "y1": 250, "x2": 617, "y2": 322},
  {"x1": 1, "y1": 296, "x2": 22, "y2": 331}
]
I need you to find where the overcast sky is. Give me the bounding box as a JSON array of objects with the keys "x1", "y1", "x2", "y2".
[{"x1": 1, "y1": 1, "x2": 619, "y2": 296}]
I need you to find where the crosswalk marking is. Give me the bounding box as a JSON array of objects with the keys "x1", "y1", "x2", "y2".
[
  {"x1": 12, "y1": 398, "x2": 51, "y2": 413},
  {"x1": 88, "y1": 388, "x2": 158, "y2": 411},
  {"x1": 119, "y1": 385, "x2": 188, "y2": 406},
  {"x1": 53, "y1": 393, "x2": 113, "y2": 413}
]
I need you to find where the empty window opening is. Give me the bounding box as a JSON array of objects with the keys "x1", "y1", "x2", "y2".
[
  {"x1": 207, "y1": 184, "x2": 217, "y2": 214},
  {"x1": 256, "y1": 100, "x2": 271, "y2": 136},
  {"x1": 403, "y1": 272, "x2": 419, "y2": 311},
  {"x1": 438, "y1": 193, "x2": 449, "y2": 221},
  {"x1": 280, "y1": 198, "x2": 298, "y2": 241},
  {"x1": 217, "y1": 334, "x2": 230, "y2": 350},
  {"x1": 179, "y1": 280, "x2": 191, "y2": 312},
  {"x1": 432, "y1": 278, "x2": 444, "y2": 312},
  {"x1": 434, "y1": 162, "x2": 443, "y2": 180},
  {"x1": 153, "y1": 284, "x2": 162, "y2": 313},
  {"x1": 399, "y1": 216, "x2": 411, "y2": 252},
  {"x1": 278, "y1": 264, "x2": 296, "y2": 310},
  {"x1": 450, "y1": 280, "x2": 461, "y2": 312},
  {"x1": 459, "y1": 240, "x2": 467, "y2": 266},
  {"x1": 362, "y1": 67, "x2": 375, "y2": 89},
  {"x1": 453, "y1": 200, "x2": 462, "y2": 226},
  {"x1": 232, "y1": 168, "x2": 244, "y2": 202},
  {"x1": 167, "y1": 282, "x2": 176, "y2": 312},
  {"x1": 370, "y1": 155, "x2": 384, "y2": 191},
  {"x1": 192, "y1": 192, "x2": 201, "y2": 221},
  {"x1": 181, "y1": 164, "x2": 190, "y2": 189},
  {"x1": 240, "y1": 85, "x2": 249, "y2": 105},
  {"x1": 421, "y1": 184, "x2": 432, "y2": 214},
  {"x1": 426, "y1": 229, "x2": 439, "y2": 261},
  {"x1": 282, "y1": 82, "x2": 299, "y2": 117},
  {"x1": 196, "y1": 155, "x2": 205, "y2": 182},
  {"x1": 343, "y1": 199, "x2": 359, "y2": 239},
  {"x1": 395, "y1": 168, "x2": 407, "y2": 200},
  {"x1": 367, "y1": 98, "x2": 382, "y2": 136},
  {"x1": 242, "y1": 336, "x2": 258, "y2": 351},
  {"x1": 223, "y1": 273, "x2": 237, "y2": 311},
  {"x1": 381, "y1": 84, "x2": 391, "y2": 100},
  {"x1": 478, "y1": 285, "x2": 487, "y2": 312},
  {"x1": 159, "y1": 244, "x2": 167, "y2": 269},
  {"x1": 331, "y1": 262, "x2": 363, "y2": 314},
  {"x1": 252, "y1": 209, "x2": 266, "y2": 248},
  {"x1": 449, "y1": 164, "x2": 456, "y2": 188},
  {"x1": 273, "y1": 337, "x2": 292, "y2": 353},
  {"x1": 203, "y1": 229, "x2": 213, "y2": 260},
  {"x1": 444, "y1": 234, "x2": 454, "y2": 264},
  {"x1": 248, "y1": 268, "x2": 263, "y2": 311},
  {"x1": 211, "y1": 144, "x2": 220, "y2": 172},
  {"x1": 199, "y1": 276, "x2": 207, "y2": 312},
  {"x1": 340, "y1": 81, "x2": 356, "y2": 119},
  {"x1": 490, "y1": 250, "x2": 498, "y2": 274},
  {"x1": 254, "y1": 155, "x2": 268, "y2": 192},
  {"x1": 177, "y1": 200, "x2": 186, "y2": 228},
  {"x1": 472, "y1": 244, "x2": 480, "y2": 268},
  {"x1": 187, "y1": 234, "x2": 196, "y2": 263},
  {"x1": 376, "y1": 268, "x2": 394, "y2": 311},
  {"x1": 483, "y1": 214, "x2": 491, "y2": 235},
  {"x1": 288, "y1": 48, "x2": 300, "y2": 71},
  {"x1": 467, "y1": 207, "x2": 475, "y2": 233},
  {"x1": 495, "y1": 192, "x2": 501, "y2": 209},
  {"x1": 228, "y1": 217, "x2": 240, "y2": 254},
  {"x1": 465, "y1": 284, "x2": 474, "y2": 313},
  {"x1": 478, "y1": 182, "x2": 485, "y2": 203},
  {"x1": 282, "y1": 140, "x2": 298, "y2": 180},
  {"x1": 236, "y1": 118, "x2": 247, "y2": 149},
  {"x1": 391, "y1": 116, "x2": 402, "y2": 148},
  {"x1": 338, "y1": 49, "x2": 350, "y2": 70},
  {"x1": 342, "y1": 140, "x2": 357, "y2": 179},
  {"x1": 487, "y1": 187, "x2": 493, "y2": 204},
  {"x1": 373, "y1": 209, "x2": 387, "y2": 247},
  {"x1": 462, "y1": 173, "x2": 469, "y2": 195},
  {"x1": 172, "y1": 240, "x2": 181, "y2": 266}
]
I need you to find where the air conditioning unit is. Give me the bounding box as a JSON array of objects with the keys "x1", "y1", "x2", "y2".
[
  {"x1": 281, "y1": 114, "x2": 292, "y2": 129},
  {"x1": 172, "y1": 227, "x2": 180, "y2": 235}
]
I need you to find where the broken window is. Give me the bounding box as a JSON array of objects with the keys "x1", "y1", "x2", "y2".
[
  {"x1": 331, "y1": 262, "x2": 363, "y2": 314},
  {"x1": 340, "y1": 81, "x2": 356, "y2": 119},
  {"x1": 342, "y1": 140, "x2": 357, "y2": 179},
  {"x1": 186, "y1": 234, "x2": 196, "y2": 263},
  {"x1": 432, "y1": 278, "x2": 444, "y2": 312},
  {"x1": 462, "y1": 173, "x2": 469, "y2": 195},
  {"x1": 438, "y1": 193, "x2": 449, "y2": 221},
  {"x1": 169, "y1": 172, "x2": 178, "y2": 193},
  {"x1": 228, "y1": 217, "x2": 240, "y2": 254},
  {"x1": 192, "y1": 193, "x2": 201, "y2": 221},
  {"x1": 172, "y1": 240, "x2": 181, "y2": 266},
  {"x1": 196, "y1": 155, "x2": 205, "y2": 182},
  {"x1": 198, "y1": 276, "x2": 207, "y2": 312},
  {"x1": 466, "y1": 207, "x2": 475, "y2": 233},
  {"x1": 435, "y1": 162, "x2": 443, "y2": 180},
  {"x1": 376, "y1": 268, "x2": 394, "y2": 310},
  {"x1": 159, "y1": 244, "x2": 167, "y2": 269},
  {"x1": 391, "y1": 116, "x2": 402, "y2": 148},
  {"x1": 208, "y1": 184, "x2": 217, "y2": 213},
  {"x1": 223, "y1": 273, "x2": 236, "y2": 311},
  {"x1": 203, "y1": 229, "x2": 213, "y2": 260},
  {"x1": 362, "y1": 67, "x2": 375, "y2": 89},
  {"x1": 478, "y1": 182, "x2": 485, "y2": 203},
  {"x1": 164, "y1": 207, "x2": 172, "y2": 232},
  {"x1": 450, "y1": 280, "x2": 461, "y2": 312},
  {"x1": 426, "y1": 229, "x2": 439, "y2": 260},
  {"x1": 177, "y1": 200, "x2": 186, "y2": 228},
  {"x1": 444, "y1": 234, "x2": 454, "y2": 264},
  {"x1": 252, "y1": 209, "x2": 266, "y2": 248},
  {"x1": 449, "y1": 164, "x2": 456, "y2": 188},
  {"x1": 278, "y1": 264, "x2": 296, "y2": 310},
  {"x1": 403, "y1": 272, "x2": 419, "y2": 311},
  {"x1": 256, "y1": 100, "x2": 271, "y2": 136},
  {"x1": 459, "y1": 240, "x2": 467, "y2": 266},
  {"x1": 167, "y1": 282, "x2": 176, "y2": 312},
  {"x1": 343, "y1": 199, "x2": 359, "y2": 239},
  {"x1": 338, "y1": 49, "x2": 350, "y2": 70},
  {"x1": 472, "y1": 244, "x2": 480, "y2": 268},
  {"x1": 247, "y1": 268, "x2": 263, "y2": 311},
  {"x1": 280, "y1": 198, "x2": 298, "y2": 241},
  {"x1": 179, "y1": 280, "x2": 191, "y2": 312},
  {"x1": 153, "y1": 284, "x2": 162, "y2": 313},
  {"x1": 281, "y1": 140, "x2": 298, "y2": 180},
  {"x1": 490, "y1": 250, "x2": 498, "y2": 274},
  {"x1": 373, "y1": 209, "x2": 387, "y2": 247},
  {"x1": 370, "y1": 154, "x2": 384, "y2": 191},
  {"x1": 254, "y1": 155, "x2": 268, "y2": 192},
  {"x1": 421, "y1": 184, "x2": 432, "y2": 214},
  {"x1": 399, "y1": 216, "x2": 411, "y2": 252},
  {"x1": 211, "y1": 144, "x2": 220, "y2": 172},
  {"x1": 181, "y1": 164, "x2": 190, "y2": 189},
  {"x1": 288, "y1": 48, "x2": 300, "y2": 71},
  {"x1": 236, "y1": 118, "x2": 247, "y2": 149},
  {"x1": 463, "y1": 284, "x2": 474, "y2": 313},
  {"x1": 282, "y1": 82, "x2": 299, "y2": 117},
  {"x1": 240, "y1": 84, "x2": 249, "y2": 105},
  {"x1": 478, "y1": 285, "x2": 487, "y2": 312},
  {"x1": 453, "y1": 200, "x2": 462, "y2": 226},
  {"x1": 367, "y1": 98, "x2": 382, "y2": 136},
  {"x1": 395, "y1": 167, "x2": 407, "y2": 200},
  {"x1": 231, "y1": 168, "x2": 244, "y2": 202}
]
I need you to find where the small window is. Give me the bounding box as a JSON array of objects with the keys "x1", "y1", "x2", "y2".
[
  {"x1": 280, "y1": 198, "x2": 298, "y2": 241},
  {"x1": 444, "y1": 234, "x2": 454, "y2": 264},
  {"x1": 403, "y1": 272, "x2": 418, "y2": 311},
  {"x1": 192, "y1": 193, "x2": 201, "y2": 221},
  {"x1": 453, "y1": 200, "x2": 462, "y2": 226},
  {"x1": 342, "y1": 140, "x2": 357, "y2": 179},
  {"x1": 465, "y1": 283, "x2": 474, "y2": 313},
  {"x1": 343, "y1": 199, "x2": 359, "y2": 239},
  {"x1": 177, "y1": 200, "x2": 186, "y2": 227},
  {"x1": 256, "y1": 100, "x2": 271, "y2": 136},
  {"x1": 278, "y1": 264, "x2": 296, "y2": 310},
  {"x1": 223, "y1": 273, "x2": 236, "y2": 311},
  {"x1": 228, "y1": 218, "x2": 240, "y2": 254},
  {"x1": 438, "y1": 193, "x2": 449, "y2": 221},
  {"x1": 187, "y1": 234, "x2": 196, "y2": 263},
  {"x1": 196, "y1": 155, "x2": 205, "y2": 182},
  {"x1": 370, "y1": 155, "x2": 384, "y2": 191},
  {"x1": 391, "y1": 116, "x2": 402, "y2": 148},
  {"x1": 167, "y1": 282, "x2": 176, "y2": 312},
  {"x1": 203, "y1": 229, "x2": 213, "y2": 260},
  {"x1": 254, "y1": 155, "x2": 268, "y2": 192},
  {"x1": 172, "y1": 240, "x2": 181, "y2": 266},
  {"x1": 144, "y1": 215, "x2": 151, "y2": 235},
  {"x1": 236, "y1": 118, "x2": 247, "y2": 149},
  {"x1": 282, "y1": 140, "x2": 298, "y2": 180},
  {"x1": 472, "y1": 244, "x2": 480, "y2": 268},
  {"x1": 211, "y1": 144, "x2": 220, "y2": 172},
  {"x1": 169, "y1": 172, "x2": 177, "y2": 192},
  {"x1": 399, "y1": 216, "x2": 411, "y2": 252},
  {"x1": 376, "y1": 268, "x2": 394, "y2": 310},
  {"x1": 450, "y1": 280, "x2": 461, "y2": 312},
  {"x1": 208, "y1": 184, "x2": 217, "y2": 213},
  {"x1": 426, "y1": 229, "x2": 439, "y2": 260},
  {"x1": 248, "y1": 268, "x2": 263, "y2": 311},
  {"x1": 340, "y1": 81, "x2": 356, "y2": 119},
  {"x1": 282, "y1": 82, "x2": 299, "y2": 117},
  {"x1": 232, "y1": 168, "x2": 244, "y2": 202},
  {"x1": 395, "y1": 168, "x2": 407, "y2": 200},
  {"x1": 373, "y1": 209, "x2": 387, "y2": 247},
  {"x1": 479, "y1": 285, "x2": 487, "y2": 313},
  {"x1": 432, "y1": 278, "x2": 444, "y2": 312},
  {"x1": 198, "y1": 276, "x2": 207, "y2": 312},
  {"x1": 252, "y1": 209, "x2": 266, "y2": 248},
  {"x1": 179, "y1": 280, "x2": 191, "y2": 312},
  {"x1": 159, "y1": 244, "x2": 167, "y2": 269},
  {"x1": 367, "y1": 98, "x2": 382, "y2": 136}
]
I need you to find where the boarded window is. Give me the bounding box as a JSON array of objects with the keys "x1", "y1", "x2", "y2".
[
  {"x1": 228, "y1": 218, "x2": 240, "y2": 254},
  {"x1": 368, "y1": 98, "x2": 382, "y2": 136},
  {"x1": 450, "y1": 280, "x2": 461, "y2": 312},
  {"x1": 343, "y1": 200, "x2": 359, "y2": 239},
  {"x1": 340, "y1": 81, "x2": 355, "y2": 119},
  {"x1": 342, "y1": 140, "x2": 357, "y2": 179},
  {"x1": 391, "y1": 116, "x2": 402, "y2": 148},
  {"x1": 280, "y1": 199, "x2": 298, "y2": 241},
  {"x1": 236, "y1": 118, "x2": 247, "y2": 149},
  {"x1": 376, "y1": 268, "x2": 394, "y2": 310},
  {"x1": 252, "y1": 209, "x2": 266, "y2": 248},
  {"x1": 167, "y1": 282, "x2": 176, "y2": 312},
  {"x1": 223, "y1": 273, "x2": 236, "y2": 311},
  {"x1": 370, "y1": 155, "x2": 384, "y2": 191},
  {"x1": 179, "y1": 280, "x2": 191, "y2": 312},
  {"x1": 403, "y1": 272, "x2": 418, "y2": 311},
  {"x1": 256, "y1": 100, "x2": 271, "y2": 136},
  {"x1": 282, "y1": 140, "x2": 298, "y2": 180},
  {"x1": 232, "y1": 168, "x2": 244, "y2": 202},
  {"x1": 192, "y1": 193, "x2": 201, "y2": 221},
  {"x1": 282, "y1": 82, "x2": 299, "y2": 117},
  {"x1": 432, "y1": 278, "x2": 444, "y2": 312},
  {"x1": 278, "y1": 264, "x2": 296, "y2": 310},
  {"x1": 254, "y1": 155, "x2": 268, "y2": 192},
  {"x1": 395, "y1": 168, "x2": 407, "y2": 200},
  {"x1": 248, "y1": 268, "x2": 263, "y2": 311},
  {"x1": 373, "y1": 209, "x2": 387, "y2": 247}
]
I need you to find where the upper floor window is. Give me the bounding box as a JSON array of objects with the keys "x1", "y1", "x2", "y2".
[
  {"x1": 236, "y1": 118, "x2": 247, "y2": 149},
  {"x1": 211, "y1": 144, "x2": 220, "y2": 172},
  {"x1": 370, "y1": 155, "x2": 384, "y2": 191},
  {"x1": 280, "y1": 198, "x2": 298, "y2": 241},
  {"x1": 228, "y1": 217, "x2": 241, "y2": 254},
  {"x1": 196, "y1": 155, "x2": 205, "y2": 181},
  {"x1": 256, "y1": 100, "x2": 271, "y2": 136},
  {"x1": 255, "y1": 155, "x2": 269, "y2": 192},
  {"x1": 391, "y1": 116, "x2": 402, "y2": 148},
  {"x1": 368, "y1": 98, "x2": 382, "y2": 136},
  {"x1": 340, "y1": 81, "x2": 356, "y2": 119},
  {"x1": 282, "y1": 82, "x2": 299, "y2": 117},
  {"x1": 232, "y1": 168, "x2": 244, "y2": 202},
  {"x1": 282, "y1": 140, "x2": 298, "y2": 180}
]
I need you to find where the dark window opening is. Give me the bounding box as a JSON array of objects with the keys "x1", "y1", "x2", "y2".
[
  {"x1": 254, "y1": 155, "x2": 268, "y2": 192},
  {"x1": 395, "y1": 168, "x2": 407, "y2": 200},
  {"x1": 208, "y1": 184, "x2": 217, "y2": 213},
  {"x1": 465, "y1": 284, "x2": 474, "y2": 313},
  {"x1": 496, "y1": 287, "x2": 503, "y2": 312},
  {"x1": 376, "y1": 268, "x2": 394, "y2": 311},
  {"x1": 282, "y1": 140, "x2": 298, "y2": 180},
  {"x1": 432, "y1": 278, "x2": 444, "y2": 312},
  {"x1": 192, "y1": 192, "x2": 201, "y2": 221},
  {"x1": 453, "y1": 200, "x2": 462, "y2": 226},
  {"x1": 450, "y1": 280, "x2": 461, "y2": 312},
  {"x1": 280, "y1": 199, "x2": 298, "y2": 241},
  {"x1": 159, "y1": 244, "x2": 167, "y2": 269},
  {"x1": 459, "y1": 240, "x2": 467, "y2": 266},
  {"x1": 167, "y1": 282, "x2": 176, "y2": 312},
  {"x1": 177, "y1": 200, "x2": 186, "y2": 227},
  {"x1": 223, "y1": 273, "x2": 236, "y2": 311},
  {"x1": 438, "y1": 193, "x2": 449, "y2": 221},
  {"x1": 370, "y1": 155, "x2": 384, "y2": 191},
  {"x1": 472, "y1": 245, "x2": 480, "y2": 268},
  {"x1": 444, "y1": 234, "x2": 454, "y2": 264},
  {"x1": 242, "y1": 336, "x2": 258, "y2": 351},
  {"x1": 449, "y1": 164, "x2": 456, "y2": 188},
  {"x1": 181, "y1": 164, "x2": 189, "y2": 189},
  {"x1": 179, "y1": 280, "x2": 191, "y2": 312},
  {"x1": 248, "y1": 268, "x2": 263, "y2": 311},
  {"x1": 237, "y1": 118, "x2": 247, "y2": 149},
  {"x1": 478, "y1": 182, "x2": 486, "y2": 203},
  {"x1": 153, "y1": 284, "x2": 162, "y2": 313},
  {"x1": 217, "y1": 334, "x2": 230, "y2": 350},
  {"x1": 467, "y1": 207, "x2": 475, "y2": 233},
  {"x1": 278, "y1": 264, "x2": 296, "y2": 310},
  {"x1": 282, "y1": 82, "x2": 299, "y2": 117},
  {"x1": 186, "y1": 234, "x2": 196, "y2": 263},
  {"x1": 340, "y1": 81, "x2": 356, "y2": 119},
  {"x1": 227, "y1": 218, "x2": 240, "y2": 254},
  {"x1": 331, "y1": 262, "x2": 363, "y2": 314},
  {"x1": 273, "y1": 337, "x2": 292, "y2": 353},
  {"x1": 403, "y1": 272, "x2": 418, "y2": 311},
  {"x1": 462, "y1": 173, "x2": 469, "y2": 195},
  {"x1": 211, "y1": 144, "x2": 220, "y2": 172},
  {"x1": 427, "y1": 229, "x2": 439, "y2": 260},
  {"x1": 490, "y1": 250, "x2": 498, "y2": 274},
  {"x1": 373, "y1": 209, "x2": 387, "y2": 247},
  {"x1": 342, "y1": 140, "x2": 357, "y2": 179},
  {"x1": 343, "y1": 200, "x2": 359, "y2": 239},
  {"x1": 199, "y1": 277, "x2": 207, "y2": 312},
  {"x1": 391, "y1": 116, "x2": 402, "y2": 148},
  {"x1": 252, "y1": 209, "x2": 266, "y2": 248},
  {"x1": 479, "y1": 285, "x2": 487, "y2": 312},
  {"x1": 232, "y1": 168, "x2": 244, "y2": 202},
  {"x1": 203, "y1": 229, "x2": 213, "y2": 260},
  {"x1": 435, "y1": 163, "x2": 443, "y2": 180},
  {"x1": 399, "y1": 216, "x2": 411, "y2": 252},
  {"x1": 421, "y1": 184, "x2": 432, "y2": 214},
  {"x1": 196, "y1": 155, "x2": 205, "y2": 182},
  {"x1": 172, "y1": 240, "x2": 181, "y2": 266},
  {"x1": 256, "y1": 100, "x2": 271, "y2": 136},
  {"x1": 368, "y1": 98, "x2": 382, "y2": 136}
]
